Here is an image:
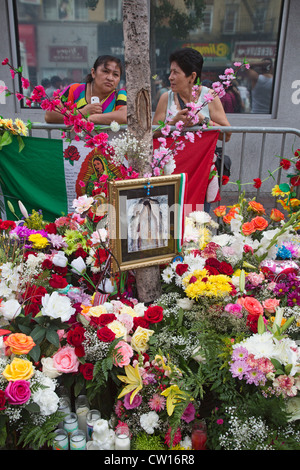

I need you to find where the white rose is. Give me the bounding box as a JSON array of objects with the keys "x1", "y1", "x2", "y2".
[
  {"x1": 176, "y1": 297, "x2": 195, "y2": 310},
  {"x1": 107, "y1": 320, "x2": 128, "y2": 339},
  {"x1": 52, "y1": 251, "x2": 68, "y2": 268},
  {"x1": 32, "y1": 388, "x2": 60, "y2": 416},
  {"x1": 0, "y1": 299, "x2": 22, "y2": 321},
  {"x1": 133, "y1": 302, "x2": 147, "y2": 317},
  {"x1": 70, "y1": 256, "x2": 86, "y2": 275},
  {"x1": 41, "y1": 291, "x2": 75, "y2": 322},
  {"x1": 41, "y1": 357, "x2": 63, "y2": 379}
]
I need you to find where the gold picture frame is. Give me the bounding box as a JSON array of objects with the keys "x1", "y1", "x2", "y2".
[{"x1": 108, "y1": 174, "x2": 186, "y2": 272}]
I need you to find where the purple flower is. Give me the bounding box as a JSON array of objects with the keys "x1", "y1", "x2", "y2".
[
  {"x1": 244, "y1": 369, "x2": 266, "y2": 386},
  {"x1": 123, "y1": 392, "x2": 142, "y2": 410},
  {"x1": 229, "y1": 360, "x2": 250, "y2": 380},
  {"x1": 181, "y1": 402, "x2": 196, "y2": 423},
  {"x1": 287, "y1": 292, "x2": 300, "y2": 306},
  {"x1": 231, "y1": 346, "x2": 248, "y2": 361}
]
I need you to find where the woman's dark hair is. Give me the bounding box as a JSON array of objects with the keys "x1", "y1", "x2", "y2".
[
  {"x1": 86, "y1": 55, "x2": 123, "y2": 83},
  {"x1": 169, "y1": 47, "x2": 203, "y2": 83}
]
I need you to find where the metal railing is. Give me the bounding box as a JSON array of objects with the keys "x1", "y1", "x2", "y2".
[{"x1": 29, "y1": 123, "x2": 300, "y2": 203}]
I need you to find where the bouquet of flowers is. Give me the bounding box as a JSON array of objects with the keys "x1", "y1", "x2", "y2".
[{"x1": 112, "y1": 353, "x2": 199, "y2": 450}]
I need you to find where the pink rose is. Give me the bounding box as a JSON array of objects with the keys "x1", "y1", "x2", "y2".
[
  {"x1": 5, "y1": 380, "x2": 31, "y2": 405},
  {"x1": 262, "y1": 298, "x2": 280, "y2": 313},
  {"x1": 243, "y1": 297, "x2": 264, "y2": 316},
  {"x1": 113, "y1": 341, "x2": 134, "y2": 367},
  {"x1": 52, "y1": 345, "x2": 80, "y2": 374},
  {"x1": 224, "y1": 303, "x2": 243, "y2": 318}
]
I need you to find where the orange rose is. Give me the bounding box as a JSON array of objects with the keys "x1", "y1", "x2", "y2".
[
  {"x1": 252, "y1": 216, "x2": 268, "y2": 231},
  {"x1": 214, "y1": 205, "x2": 227, "y2": 217},
  {"x1": 241, "y1": 220, "x2": 256, "y2": 236},
  {"x1": 270, "y1": 208, "x2": 285, "y2": 222},
  {"x1": 5, "y1": 333, "x2": 36, "y2": 355},
  {"x1": 243, "y1": 297, "x2": 264, "y2": 316},
  {"x1": 248, "y1": 201, "x2": 265, "y2": 214}
]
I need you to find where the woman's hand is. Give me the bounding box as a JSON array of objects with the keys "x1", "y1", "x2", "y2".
[{"x1": 82, "y1": 102, "x2": 102, "y2": 116}]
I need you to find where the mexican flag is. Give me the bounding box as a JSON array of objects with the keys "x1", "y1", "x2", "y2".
[{"x1": 0, "y1": 131, "x2": 219, "y2": 223}]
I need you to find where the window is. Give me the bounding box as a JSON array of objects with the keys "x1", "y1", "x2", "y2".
[{"x1": 13, "y1": 0, "x2": 283, "y2": 114}]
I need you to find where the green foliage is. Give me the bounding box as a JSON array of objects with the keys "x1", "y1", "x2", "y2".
[
  {"x1": 132, "y1": 432, "x2": 166, "y2": 451},
  {"x1": 16, "y1": 411, "x2": 66, "y2": 450}
]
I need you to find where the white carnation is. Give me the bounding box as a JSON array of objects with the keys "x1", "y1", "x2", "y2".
[
  {"x1": 32, "y1": 388, "x2": 60, "y2": 416},
  {"x1": 140, "y1": 411, "x2": 160, "y2": 434}
]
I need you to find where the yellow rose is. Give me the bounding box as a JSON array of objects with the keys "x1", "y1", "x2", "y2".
[
  {"x1": 88, "y1": 305, "x2": 107, "y2": 317},
  {"x1": 107, "y1": 320, "x2": 128, "y2": 339},
  {"x1": 131, "y1": 326, "x2": 154, "y2": 354},
  {"x1": 2, "y1": 357, "x2": 34, "y2": 381},
  {"x1": 119, "y1": 306, "x2": 138, "y2": 317}
]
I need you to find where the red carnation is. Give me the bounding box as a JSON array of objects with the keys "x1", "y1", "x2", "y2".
[
  {"x1": 45, "y1": 223, "x2": 57, "y2": 234},
  {"x1": 144, "y1": 305, "x2": 163, "y2": 324},
  {"x1": 0, "y1": 390, "x2": 6, "y2": 411},
  {"x1": 42, "y1": 258, "x2": 53, "y2": 270},
  {"x1": 205, "y1": 266, "x2": 219, "y2": 276},
  {"x1": 253, "y1": 178, "x2": 262, "y2": 189},
  {"x1": 280, "y1": 159, "x2": 291, "y2": 170},
  {"x1": 175, "y1": 263, "x2": 189, "y2": 276},
  {"x1": 291, "y1": 175, "x2": 300, "y2": 186},
  {"x1": 97, "y1": 326, "x2": 116, "y2": 342}
]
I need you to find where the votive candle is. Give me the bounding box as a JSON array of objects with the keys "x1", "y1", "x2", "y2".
[
  {"x1": 53, "y1": 429, "x2": 69, "y2": 450},
  {"x1": 70, "y1": 430, "x2": 86, "y2": 450},
  {"x1": 86, "y1": 409, "x2": 101, "y2": 440},
  {"x1": 63, "y1": 412, "x2": 78, "y2": 436},
  {"x1": 115, "y1": 428, "x2": 130, "y2": 450}
]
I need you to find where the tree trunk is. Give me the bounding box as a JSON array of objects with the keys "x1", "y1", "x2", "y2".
[{"x1": 123, "y1": 0, "x2": 162, "y2": 304}]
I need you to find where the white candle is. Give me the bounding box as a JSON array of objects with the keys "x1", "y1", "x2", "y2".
[
  {"x1": 53, "y1": 429, "x2": 69, "y2": 450},
  {"x1": 76, "y1": 405, "x2": 90, "y2": 431},
  {"x1": 70, "y1": 430, "x2": 86, "y2": 450},
  {"x1": 86, "y1": 409, "x2": 101, "y2": 440},
  {"x1": 63, "y1": 413, "x2": 78, "y2": 436},
  {"x1": 115, "y1": 433, "x2": 130, "y2": 450}
]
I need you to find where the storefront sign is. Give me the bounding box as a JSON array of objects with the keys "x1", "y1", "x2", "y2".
[
  {"x1": 182, "y1": 43, "x2": 231, "y2": 60},
  {"x1": 49, "y1": 46, "x2": 88, "y2": 63},
  {"x1": 234, "y1": 42, "x2": 277, "y2": 59}
]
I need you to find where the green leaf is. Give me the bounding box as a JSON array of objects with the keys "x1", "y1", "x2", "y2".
[
  {"x1": 17, "y1": 135, "x2": 25, "y2": 152},
  {"x1": 0, "y1": 130, "x2": 13, "y2": 149},
  {"x1": 30, "y1": 325, "x2": 46, "y2": 343},
  {"x1": 29, "y1": 344, "x2": 41, "y2": 363},
  {"x1": 46, "y1": 329, "x2": 60, "y2": 348},
  {"x1": 278, "y1": 183, "x2": 290, "y2": 192},
  {"x1": 257, "y1": 315, "x2": 266, "y2": 334}
]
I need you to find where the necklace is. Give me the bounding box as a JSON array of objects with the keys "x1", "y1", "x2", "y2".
[{"x1": 91, "y1": 82, "x2": 115, "y2": 104}]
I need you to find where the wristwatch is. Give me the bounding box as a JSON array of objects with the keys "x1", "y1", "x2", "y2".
[{"x1": 200, "y1": 117, "x2": 210, "y2": 126}]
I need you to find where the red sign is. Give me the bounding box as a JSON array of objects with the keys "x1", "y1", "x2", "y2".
[
  {"x1": 49, "y1": 46, "x2": 88, "y2": 63},
  {"x1": 18, "y1": 24, "x2": 37, "y2": 67}
]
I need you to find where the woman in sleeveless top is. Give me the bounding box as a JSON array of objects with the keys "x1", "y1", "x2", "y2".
[
  {"x1": 153, "y1": 48, "x2": 231, "y2": 141},
  {"x1": 45, "y1": 55, "x2": 127, "y2": 125}
]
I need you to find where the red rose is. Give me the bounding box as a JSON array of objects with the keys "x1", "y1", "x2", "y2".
[
  {"x1": 23, "y1": 302, "x2": 40, "y2": 317},
  {"x1": 296, "y1": 161, "x2": 300, "y2": 171},
  {"x1": 144, "y1": 305, "x2": 163, "y2": 323},
  {"x1": 133, "y1": 317, "x2": 150, "y2": 330},
  {"x1": 22, "y1": 285, "x2": 48, "y2": 304},
  {"x1": 218, "y1": 261, "x2": 234, "y2": 275},
  {"x1": 97, "y1": 326, "x2": 116, "y2": 342},
  {"x1": 49, "y1": 274, "x2": 68, "y2": 289},
  {"x1": 64, "y1": 145, "x2": 80, "y2": 162},
  {"x1": 79, "y1": 363, "x2": 94, "y2": 380},
  {"x1": 0, "y1": 390, "x2": 6, "y2": 411},
  {"x1": 67, "y1": 326, "x2": 86, "y2": 347},
  {"x1": 222, "y1": 175, "x2": 229, "y2": 185},
  {"x1": 54, "y1": 265, "x2": 68, "y2": 276},
  {"x1": 98, "y1": 314, "x2": 117, "y2": 326},
  {"x1": 175, "y1": 263, "x2": 189, "y2": 276}
]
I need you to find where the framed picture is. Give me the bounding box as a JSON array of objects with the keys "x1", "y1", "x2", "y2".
[{"x1": 108, "y1": 174, "x2": 187, "y2": 272}]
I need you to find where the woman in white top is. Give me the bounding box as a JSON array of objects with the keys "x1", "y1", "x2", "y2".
[{"x1": 153, "y1": 48, "x2": 231, "y2": 141}]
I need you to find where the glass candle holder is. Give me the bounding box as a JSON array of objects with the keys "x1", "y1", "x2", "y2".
[
  {"x1": 70, "y1": 430, "x2": 86, "y2": 450},
  {"x1": 191, "y1": 420, "x2": 207, "y2": 450},
  {"x1": 58, "y1": 397, "x2": 72, "y2": 428},
  {"x1": 115, "y1": 427, "x2": 131, "y2": 450},
  {"x1": 53, "y1": 428, "x2": 69, "y2": 450},
  {"x1": 63, "y1": 412, "x2": 79, "y2": 436},
  {"x1": 75, "y1": 395, "x2": 90, "y2": 431},
  {"x1": 86, "y1": 409, "x2": 101, "y2": 440}
]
